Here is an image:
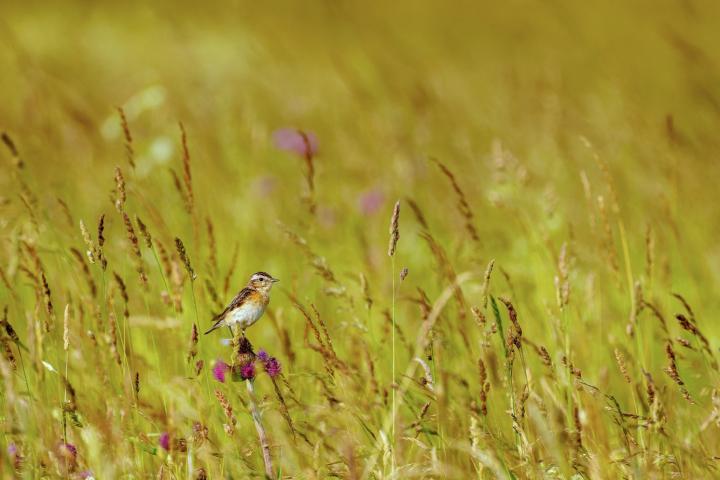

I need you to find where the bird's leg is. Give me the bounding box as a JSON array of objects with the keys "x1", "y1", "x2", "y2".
[
  {"x1": 241, "y1": 328, "x2": 247, "y2": 338},
  {"x1": 227, "y1": 324, "x2": 234, "y2": 338}
]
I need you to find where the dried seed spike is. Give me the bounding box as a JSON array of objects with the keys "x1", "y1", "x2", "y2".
[
  {"x1": 597, "y1": 195, "x2": 619, "y2": 278},
  {"x1": 573, "y1": 405, "x2": 583, "y2": 450},
  {"x1": 170, "y1": 168, "x2": 190, "y2": 211},
  {"x1": 388, "y1": 200, "x2": 400, "y2": 257},
  {"x1": 614, "y1": 348, "x2": 631, "y2": 384},
  {"x1": 206, "y1": 217, "x2": 217, "y2": 273},
  {"x1": 117, "y1": 107, "x2": 135, "y2": 169},
  {"x1": 643, "y1": 370, "x2": 657, "y2": 407},
  {"x1": 538, "y1": 346, "x2": 552, "y2": 368},
  {"x1": 179, "y1": 122, "x2": 194, "y2": 212},
  {"x1": 80, "y1": 220, "x2": 96, "y2": 264},
  {"x1": 645, "y1": 224, "x2": 654, "y2": 283},
  {"x1": 63, "y1": 304, "x2": 70, "y2": 351},
  {"x1": 405, "y1": 197, "x2": 429, "y2": 230},
  {"x1": 664, "y1": 341, "x2": 692, "y2": 402},
  {"x1": 40, "y1": 272, "x2": 54, "y2": 327},
  {"x1": 56, "y1": 197, "x2": 74, "y2": 226},
  {"x1": 481, "y1": 259, "x2": 495, "y2": 308},
  {"x1": 114, "y1": 166, "x2": 126, "y2": 212},
  {"x1": 499, "y1": 297, "x2": 521, "y2": 349},
  {"x1": 136, "y1": 215, "x2": 153, "y2": 249},
  {"x1": 70, "y1": 247, "x2": 97, "y2": 297},
  {"x1": 399, "y1": 267, "x2": 408, "y2": 281},
  {"x1": 108, "y1": 311, "x2": 121, "y2": 365},
  {"x1": 187, "y1": 323, "x2": 199, "y2": 362},
  {"x1": 214, "y1": 389, "x2": 237, "y2": 436},
  {"x1": 97, "y1": 214, "x2": 106, "y2": 248},
  {"x1": 97, "y1": 214, "x2": 107, "y2": 270},
  {"x1": 175, "y1": 237, "x2": 196, "y2": 281},
  {"x1": 672, "y1": 292, "x2": 696, "y2": 325},
  {"x1": 123, "y1": 213, "x2": 147, "y2": 284},
  {"x1": 478, "y1": 357, "x2": 489, "y2": 415},
  {"x1": 557, "y1": 243, "x2": 570, "y2": 307},
  {"x1": 1, "y1": 131, "x2": 23, "y2": 168},
  {"x1": 431, "y1": 158, "x2": 480, "y2": 242}
]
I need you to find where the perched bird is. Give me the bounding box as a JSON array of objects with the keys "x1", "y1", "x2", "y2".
[{"x1": 205, "y1": 271, "x2": 279, "y2": 336}]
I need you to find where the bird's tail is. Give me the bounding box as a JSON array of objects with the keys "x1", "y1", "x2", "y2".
[{"x1": 204, "y1": 318, "x2": 225, "y2": 335}]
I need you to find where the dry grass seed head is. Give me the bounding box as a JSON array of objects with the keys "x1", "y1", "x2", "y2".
[
  {"x1": 116, "y1": 107, "x2": 135, "y2": 169},
  {"x1": 388, "y1": 200, "x2": 400, "y2": 257},
  {"x1": 114, "y1": 167, "x2": 126, "y2": 212},
  {"x1": 174, "y1": 237, "x2": 196, "y2": 281},
  {"x1": 179, "y1": 122, "x2": 194, "y2": 212}
]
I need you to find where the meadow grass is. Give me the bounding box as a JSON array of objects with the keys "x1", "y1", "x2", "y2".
[{"x1": 1, "y1": 1, "x2": 720, "y2": 478}]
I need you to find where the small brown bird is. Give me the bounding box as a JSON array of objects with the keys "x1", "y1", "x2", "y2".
[{"x1": 205, "y1": 272, "x2": 279, "y2": 335}]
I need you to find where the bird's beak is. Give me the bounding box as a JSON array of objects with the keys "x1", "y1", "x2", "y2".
[{"x1": 272, "y1": 278, "x2": 280, "y2": 283}]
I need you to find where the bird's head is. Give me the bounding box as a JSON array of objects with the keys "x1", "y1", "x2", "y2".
[{"x1": 248, "y1": 271, "x2": 279, "y2": 292}]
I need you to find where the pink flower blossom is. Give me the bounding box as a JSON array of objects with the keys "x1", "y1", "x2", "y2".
[
  {"x1": 212, "y1": 360, "x2": 230, "y2": 383},
  {"x1": 58, "y1": 442, "x2": 77, "y2": 468},
  {"x1": 265, "y1": 357, "x2": 281, "y2": 378},
  {"x1": 358, "y1": 188, "x2": 385, "y2": 216},
  {"x1": 273, "y1": 128, "x2": 318, "y2": 158},
  {"x1": 240, "y1": 362, "x2": 255, "y2": 380},
  {"x1": 257, "y1": 349, "x2": 269, "y2": 362},
  {"x1": 159, "y1": 432, "x2": 170, "y2": 451}
]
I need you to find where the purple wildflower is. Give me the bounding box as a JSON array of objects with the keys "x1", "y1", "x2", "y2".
[
  {"x1": 159, "y1": 432, "x2": 170, "y2": 451},
  {"x1": 59, "y1": 442, "x2": 77, "y2": 461},
  {"x1": 358, "y1": 188, "x2": 385, "y2": 216},
  {"x1": 240, "y1": 362, "x2": 255, "y2": 380},
  {"x1": 265, "y1": 357, "x2": 281, "y2": 378},
  {"x1": 8, "y1": 443, "x2": 21, "y2": 469},
  {"x1": 212, "y1": 360, "x2": 230, "y2": 383},
  {"x1": 257, "y1": 349, "x2": 269, "y2": 363},
  {"x1": 79, "y1": 470, "x2": 94, "y2": 479},
  {"x1": 273, "y1": 128, "x2": 318, "y2": 158}
]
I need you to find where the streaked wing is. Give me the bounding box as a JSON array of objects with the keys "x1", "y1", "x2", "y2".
[{"x1": 213, "y1": 287, "x2": 254, "y2": 321}]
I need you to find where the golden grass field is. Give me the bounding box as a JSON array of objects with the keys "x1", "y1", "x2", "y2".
[{"x1": 2, "y1": 1, "x2": 720, "y2": 478}]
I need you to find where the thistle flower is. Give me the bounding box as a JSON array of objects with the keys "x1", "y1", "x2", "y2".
[
  {"x1": 240, "y1": 362, "x2": 256, "y2": 380},
  {"x1": 358, "y1": 188, "x2": 385, "y2": 216},
  {"x1": 257, "y1": 349, "x2": 270, "y2": 363},
  {"x1": 159, "y1": 432, "x2": 170, "y2": 451},
  {"x1": 212, "y1": 360, "x2": 230, "y2": 383},
  {"x1": 58, "y1": 442, "x2": 78, "y2": 469},
  {"x1": 264, "y1": 357, "x2": 281, "y2": 378}
]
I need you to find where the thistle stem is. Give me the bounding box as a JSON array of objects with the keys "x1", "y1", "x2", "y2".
[{"x1": 246, "y1": 379, "x2": 274, "y2": 478}]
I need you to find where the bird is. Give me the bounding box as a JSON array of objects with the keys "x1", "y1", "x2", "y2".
[{"x1": 205, "y1": 271, "x2": 279, "y2": 336}]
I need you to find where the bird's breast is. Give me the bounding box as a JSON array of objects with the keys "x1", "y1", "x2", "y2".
[{"x1": 228, "y1": 294, "x2": 268, "y2": 326}]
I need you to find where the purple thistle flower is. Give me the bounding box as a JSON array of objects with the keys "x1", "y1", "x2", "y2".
[
  {"x1": 59, "y1": 442, "x2": 77, "y2": 460},
  {"x1": 7, "y1": 443, "x2": 17, "y2": 456},
  {"x1": 159, "y1": 432, "x2": 170, "y2": 451},
  {"x1": 273, "y1": 128, "x2": 318, "y2": 158},
  {"x1": 257, "y1": 349, "x2": 269, "y2": 363},
  {"x1": 240, "y1": 362, "x2": 255, "y2": 380},
  {"x1": 265, "y1": 357, "x2": 281, "y2": 378},
  {"x1": 79, "y1": 470, "x2": 94, "y2": 479},
  {"x1": 212, "y1": 360, "x2": 230, "y2": 383},
  {"x1": 358, "y1": 188, "x2": 385, "y2": 216}
]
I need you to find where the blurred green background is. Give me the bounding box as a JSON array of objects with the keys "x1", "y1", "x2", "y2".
[{"x1": 2, "y1": 0, "x2": 720, "y2": 477}]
